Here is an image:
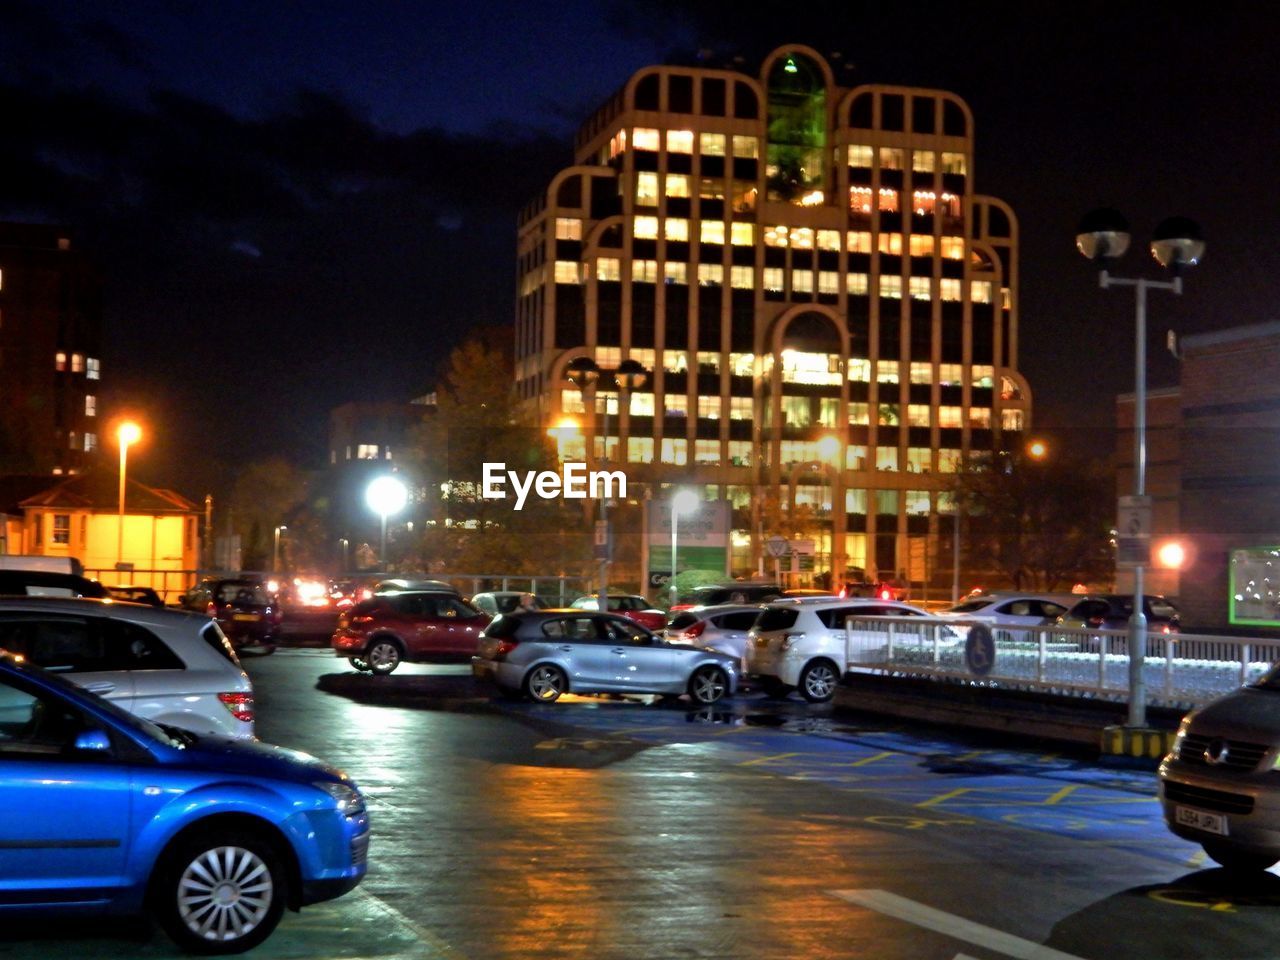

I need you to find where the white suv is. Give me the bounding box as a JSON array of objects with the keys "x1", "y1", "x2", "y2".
[
  {"x1": 745, "y1": 597, "x2": 956, "y2": 703},
  {"x1": 0, "y1": 597, "x2": 254, "y2": 738}
]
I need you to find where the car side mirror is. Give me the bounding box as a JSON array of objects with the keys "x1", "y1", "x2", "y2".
[{"x1": 73, "y1": 729, "x2": 111, "y2": 753}]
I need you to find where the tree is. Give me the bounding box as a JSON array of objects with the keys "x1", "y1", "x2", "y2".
[
  {"x1": 227, "y1": 458, "x2": 312, "y2": 570},
  {"x1": 952, "y1": 449, "x2": 1114, "y2": 591}
]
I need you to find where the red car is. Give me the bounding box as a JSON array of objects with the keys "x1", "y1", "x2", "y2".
[
  {"x1": 569, "y1": 594, "x2": 667, "y2": 631},
  {"x1": 332, "y1": 590, "x2": 490, "y2": 675}
]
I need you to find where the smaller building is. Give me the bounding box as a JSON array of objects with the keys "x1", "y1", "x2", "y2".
[{"x1": 3, "y1": 470, "x2": 199, "y2": 598}]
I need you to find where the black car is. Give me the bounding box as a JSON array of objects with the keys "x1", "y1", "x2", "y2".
[
  {"x1": 0, "y1": 570, "x2": 109, "y2": 599},
  {"x1": 106, "y1": 584, "x2": 165, "y2": 607},
  {"x1": 1057, "y1": 593, "x2": 1180, "y2": 653},
  {"x1": 677, "y1": 582, "x2": 785, "y2": 609},
  {"x1": 180, "y1": 577, "x2": 280, "y2": 651}
]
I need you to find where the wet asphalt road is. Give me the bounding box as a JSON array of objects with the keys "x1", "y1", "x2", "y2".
[{"x1": 9, "y1": 649, "x2": 1280, "y2": 960}]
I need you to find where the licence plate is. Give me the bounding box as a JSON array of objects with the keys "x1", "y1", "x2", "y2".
[
  {"x1": 233, "y1": 613, "x2": 261, "y2": 622},
  {"x1": 1175, "y1": 805, "x2": 1228, "y2": 836}
]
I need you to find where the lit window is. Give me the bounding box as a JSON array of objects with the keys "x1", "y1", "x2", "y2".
[
  {"x1": 938, "y1": 406, "x2": 963, "y2": 428},
  {"x1": 664, "y1": 218, "x2": 689, "y2": 242},
  {"x1": 849, "y1": 186, "x2": 873, "y2": 214},
  {"x1": 939, "y1": 278, "x2": 962, "y2": 301},
  {"x1": 597, "y1": 258, "x2": 621, "y2": 281},
  {"x1": 846, "y1": 446, "x2": 868, "y2": 471},
  {"x1": 595, "y1": 346, "x2": 622, "y2": 367},
  {"x1": 939, "y1": 192, "x2": 961, "y2": 217},
  {"x1": 878, "y1": 233, "x2": 903, "y2": 255},
  {"x1": 941, "y1": 152, "x2": 967, "y2": 175},
  {"x1": 68, "y1": 431, "x2": 77, "y2": 450},
  {"x1": 85, "y1": 395, "x2": 96, "y2": 416},
  {"x1": 790, "y1": 228, "x2": 814, "y2": 250},
  {"x1": 634, "y1": 128, "x2": 660, "y2": 151},
  {"x1": 664, "y1": 262, "x2": 688, "y2": 285},
  {"x1": 694, "y1": 440, "x2": 720, "y2": 463},
  {"x1": 55, "y1": 351, "x2": 67, "y2": 371},
  {"x1": 912, "y1": 151, "x2": 936, "y2": 173},
  {"x1": 729, "y1": 353, "x2": 754, "y2": 376},
  {"x1": 847, "y1": 144, "x2": 873, "y2": 167},
  {"x1": 630, "y1": 348, "x2": 656, "y2": 369},
  {"x1": 938, "y1": 449, "x2": 962, "y2": 473},
  {"x1": 728, "y1": 397, "x2": 753, "y2": 420},
  {"x1": 627, "y1": 437, "x2": 655, "y2": 463},
  {"x1": 764, "y1": 225, "x2": 789, "y2": 248},
  {"x1": 555, "y1": 261, "x2": 583, "y2": 284},
  {"x1": 846, "y1": 488, "x2": 867, "y2": 511},
  {"x1": 731, "y1": 181, "x2": 757, "y2": 212},
  {"x1": 909, "y1": 276, "x2": 932, "y2": 300},
  {"x1": 971, "y1": 280, "x2": 993, "y2": 303},
  {"x1": 629, "y1": 393, "x2": 656, "y2": 416},
  {"x1": 818, "y1": 271, "x2": 839, "y2": 295},
  {"x1": 880, "y1": 148, "x2": 904, "y2": 170},
  {"x1": 792, "y1": 271, "x2": 813, "y2": 294},
  {"x1": 876, "y1": 447, "x2": 899, "y2": 471},
  {"x1": 906, "y1": 447, "x2": 932, "y2": 472},
  {"x1": 608, "y1": 129, "x2": 627, "y2": 159},
  {"x1": 779, "y1": 349, "x2": 841, "y2": 386},
  {"x1": 912, "y1": 191, "x2": 936, "y2": 216},
  {"x1": 816, "y1": 229, "x2": 841, "y2": 251},
  {"x1": 697, "y1": 263, "x2": 723, "y2": 286},
  {"x1": 940, "y1": 236, "x2": 965, "y2": 259},
  {"x1": 357, "y1": 444, "x2": 380, "y2": 459},
  {"x1": 938, "y1": 364, "x2": 964, "y2": 387},
  {"x1": 699, "y1": 133, "x2": 726, "y2": 156},
  {"x1": 878, "y1": 188, "x2": 899, "y2": 213},
  {"x1": 636, "y1": 172, "x2": 659, "y2": 205},
  {"x1": 634, "y1": 216, "x2": 659, "y2": 239},
  {"x1": 53, "y1": 514, "x2": 70, "y2": 545},
  {"x1": 1003, "y1": 409, "x2": 1025, "y2": 431},
  {"x1": 667, "y1": 130, "x2": 694, "y2": 153},
  {"x1": 696, "y1": 352, "x2": 719, "y2": 373},
  {"x1": 665, "y1": 174, "x2": 690, "y2": 198},
  {"x1": 847, "y1": 230, "x2": 872, "y2": 253},
  {"x1": 848, "y1": 403, "x2": 869, "y2": 425},
  {"x1": 907, "y1": 404, "x2": 931, "y2": 427},
  {"x1": 1001, "y1": 287, "x2": 1013, "y2": 310},
  {"x1": 876, "y1": 361, "x2": 899, "y2": 384},
  {"x1": 763, "y1": 267, "x2": 784, "y2": 292},
  {"x1": 972, "y1": 366, "x2": 995, "y2": 389},
  {"x1": 72, "y1": 355, "x2": 85, "y2": 375},
  {"x1": 699, "y1": 178, "x2": 725, "y2": 200},
  {"x1": 730, "y1": 265, "x2": 754, "y2": 289},
  {"x1": 878, "y1": 275, "x2": 902, "y2": 299},
  {"x1": 909, "y1": 362, "x2": 932, "y2": 385},
  {"x1": 663, "y1": 351, "x2": 688, "y2": 373},
  {"x1": 879, "y1": 403, "x2": 900, "y2": 427},
  {"x1": 633, "y1": 260, "x2": 658, "y2": 283},
  {"x1": 905, "y1": 491, "x2": 931, "y2": 517},
  {"x1": 732, "y1": 135, "x2": 759, "y2": 159},
  {"x1": 700, "y1": 221, "x2": 725, "y2": 244},
  {"x1": 694, "y1": 395, "x2": 721, "y2": 420},
  {"x1": 83, "y1": 433, "x2": 96, "y2": 452},
  {"x1": 847, "y1": 359, "x2": 871, "y2": 381},
  {"x1": 908, "y1": 235, "x2": 935, "y2": 257},
  {"x1": 727, "y1": 441, "x2": 752, "y2": 466},
  {"x1": 730, "y1": 222, "x2": 754, "y2": 246},
  {"x1": 555, "y1": 218, "x2": 582, "y2": 240},
  {"x1": 661, "y1": 438, "x2": 688, "y2": 465},
  {"x1": 782, "y1": 396, "x2": 812, "y2": 427}
]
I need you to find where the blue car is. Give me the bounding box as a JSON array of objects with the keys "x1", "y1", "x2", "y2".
[{"x1": 0, "y1": 654, "x2": 369, "y2": 953}]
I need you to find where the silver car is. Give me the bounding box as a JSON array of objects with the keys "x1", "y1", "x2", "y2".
[
  {"x1": 0, "y1": 597, "x2": 254, "y2": 738},
  {"x1": 472, "y1": 610, "x2": 739, "y2": 705},
  {"x1": 1159, "y1": 665, "x2": 1280, "y2": 870},
  {"x1": 664, "y1": 604, "x2": 762, "y2": 660}
]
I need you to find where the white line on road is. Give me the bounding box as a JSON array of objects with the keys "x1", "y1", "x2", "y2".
[
  {"x1": 829, "y1": 889, "x2": 1087, "y2": 960},
  {"x1": 358, "y1": 888, "x2": 471, "y2": 960}
]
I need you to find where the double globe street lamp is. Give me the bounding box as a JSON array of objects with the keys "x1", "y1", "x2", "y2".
[{"x1": 1076, "y1": 208, "x2": 1204, "y2": 728}]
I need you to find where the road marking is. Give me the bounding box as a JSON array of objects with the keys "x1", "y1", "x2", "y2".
[
  {"x1": 829, "y1": 889, "x2": 1088, "y2": 960},
  {"x1": 917, "y1": 787, "x2": 974, "y2": 808},
  {"x1": 739, "y1": 751, "x2": 800, "y2": 766},
  {"x1": 1043, "y1": 784, "x2": 1082, "y2": 805},
  {"x1": 848, "y1": 750, "x2": 897, "y2": 767},
  {"x1": 358, "y1": 888, "x2": 471, "y2": 960}
]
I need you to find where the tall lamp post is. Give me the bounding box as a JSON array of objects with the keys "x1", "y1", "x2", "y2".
[
  {"x1": 116, "y1": 421, "x2": 141, "y2": 568},
  {"x1": 564, "y1": 355, "x2": 648, "y2": 613},
  {"x1": 669, "y1": 488, "x2": 702, "y2": 607},
  {"x1": 1077, "y1": 208, "x2": 1204, "y2": 728},
  {"x1": 366, "y1": 476, "x2": 409, "y2": 573},
  {"x1": 273, "y1": 525, "x2": 287, "y2": 573}
]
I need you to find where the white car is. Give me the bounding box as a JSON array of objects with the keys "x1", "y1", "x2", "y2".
[
  {"x1": 663, "y1": 603, "x2": 762, "y2": 660},
  {"x1": 937, "y1": 592, "x2": 1075, "y2": 638},
  {"x1": 0, "y1": 597, "x2": 254, "y2": 737},
  {"x1": 744, "y1": 597, "x2": 958, "y2": 703}
]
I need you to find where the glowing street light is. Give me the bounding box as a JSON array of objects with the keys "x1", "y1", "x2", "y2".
[
  {"x1": 116, "y1": 421, "x2": 141, "y2": 567},
  {"x1": 273, "y1": 525, "x2": 288, "y2": 573},
  {"x1": 669, "y1": 488, "x2": 702, "y2": 607},
  {"x1": 366, "y1": 476, "x2": 409, "y2": 572},
  {"x1": 1027, "y1": 439, "x2": 1049, "y2": 460}
]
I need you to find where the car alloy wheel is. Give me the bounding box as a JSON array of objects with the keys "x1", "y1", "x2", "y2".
[
  {"x1": 799, "y1": 660, "x2": 839, "y2": 703},
  {"x1": 525, "y1": 665, "x2": 566, "y2": 702},
  {"x1": 366, "y1": 640, "x2": 402, "y2": 675},
  {"x1": 689, "y1": 665, "x2": 728, "y2": 705}
]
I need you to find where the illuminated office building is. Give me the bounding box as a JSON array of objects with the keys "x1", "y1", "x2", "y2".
[{"x1": 515, "y1": 45, "x2": 1030, "y2": 580}]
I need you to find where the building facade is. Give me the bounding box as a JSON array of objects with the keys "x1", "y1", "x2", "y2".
[
  {"x1": 0, "y1": 223, "x2": 103, "y2": 475},
  {"x1": 515, "y1": 45, "x2": 1029, "y2": 582}
]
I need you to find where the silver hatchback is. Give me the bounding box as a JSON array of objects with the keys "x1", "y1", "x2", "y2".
[
  {"x1": 473, "y1": 610, "x2": 739, "y2": 705},
  {"x1": 1159, "y1": 664, "x2": 1280, "y2": 870}
]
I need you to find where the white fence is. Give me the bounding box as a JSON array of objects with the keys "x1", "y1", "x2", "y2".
[{"x1": 843, "y1": 616, "x2": 1280, "y2": 709}]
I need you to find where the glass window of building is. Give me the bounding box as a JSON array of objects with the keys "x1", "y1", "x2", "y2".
[
  {"x1": 972, "y1": 365, "x2": 995, "y2": 388},
  {"x1": 938, "y1": 406, "x2": 963, "y2": 428},
  {"x1": 781, "y1": 349, "x2": 841, "y2": 385},
  {"x1": 875, "y1": 490, "x2": 899, "y2": 515},
  {"x1": 847, "y1": 358, "x2": 871, "y2": 381},
  {"x1": 555, "y1": 217, "x2": 582, "y2": 240},
  {"x1": 848, "y1": 402, "x2": 870, "y2": 425},
  {"x1": 730, "y1": 222, "x2": 754, "y2": 246},
  {"x1": 879, "y1": 275, "x2": 902, "y2": 298},
  {"x1": 909, "y1": 276, "x2": 932, "y2": 300},
  {"x1": 699, "y1": 132, "x2": 727, "y2": 156},
  {"x1": 847, "y1": 230, "x2": 872, "y2": 253},
  {"x1": 667, "y1": 130, "x2": 694, "y2": 153},
  {"x1": 818, "y1": 271, "x2": 839, "y2": 295},
  {"x1": 1001, "y1": 287, "x2": 1013, "y2": 310},
  {"x1": 84, "y1": 433, "x2": 97, "y2": 452},
  {"x1": 971, "y1": 280, "x2": 993, "y2": 303},
  {"x1": 694, "y1": 440, "x2": 720, "y2": 463},
  {"x1": 763, "y1": 267, "x2": 784, "y2": 292},
  {"x1": 906, "y1": 447, "x2": 932, "y2": 472},
  {"x1": 847, "y1": 272, "x2": 869, "y2": 295},
  {"x1": 816, "y1": 229, "x2": 841, "y2": 251},
  {"x1": 357, "y1": 444, "x2": 380, "y2": 459},
  {"x1": 878, "y1": 188, "x2": 899, "y2": 213},
  {"x1": 665, "y1": 218, "x2": 689, "y2": 242},
  {"x1": 940, "y1": 236, "x2": 965, "y2": 259},
  {"x1": 879, "y1": 147, "x2": 905, "y2": 170},
  {"x1": 634, "y1": 215, "x2": 659, "y2": 239},
  {"x1": 700, "y1": 220, "x2": 725, "y2": 244},
  {"x1": 664, "y1": 262, "x2": 688, "y2": 284},
  {"x1": 1002, "y1": 409, "x2": 1025, "y2": 431},
  {"x1": 71, "y1": 353, "x2": 84, "y2": 373},
  {"x1": 938, "y1": 449, "x2": 962, "y2": 473},
  {"x1": 907, "y1": 404, "x2": 931, "y2": 427},
  {"x1": 939, "y1": 278, "x2": 962, "y2": 301},
  {"x1": 663, "y1": 350, "x2": 688, "y2": 372},
  {"x1": 970, "y1": 407, "x2": 992, "y2": 428},
  {"x1": 730, "y1": 353, "x2": 754, "y2": 376},
  {"x1": 937, "y1": 364, "x2": 963, "y2": 386},
  {"x1": 790, "y1": 227, "x2": 814, "y2": 250},
  {"x1": 879, "y1": 403, "x2": 900, "y2": 426},
  {"x1": 636, "y1": 171, "x2": 659, "y2": 205},
  {"x1": 905, "y1": 491, "x2": 931, "y2": 516},
  {"x1": 732, "y1": 135, "x2": 759, "y2": 159},
  {"x1": 630, "y1": 393, "x2": 656, "y2": 416},
  {"x1": 55, "y1": 351, "x2": 67, "y2": 371},
  {"x1": 725, "y1": 398, "x2": 750, "y2": 423},
  {"x1": 665, "y1": 392, "x2": 688, "y2": 416},
  {"x1": 555, "y1": 261, "x2": 583, "y2": 283},
  {"x1": 608, "y1": 129, "x2": 627, "y2": 159},
  {"x1": 595, "y1": 346, "x2": 622, "y2": 367},
  {"x1": 940, "y1": 152, "x2": 967, "y2": 175},
  {"x1": 633, "y1": 260, "x2": 658, "y2": 283},
  {"x1": 846, "y1": 488, "x2": 868, "y2": 512},
  {"x1": 695, "y1": 352, "x2": 720, "y2": 373},
  {"x1": 697, "y1": 396, "x2": 721, "y2": 419},
  {"x1": 597, "y1": 258, "x2": 621, "y2": 281},
  {"x1": 661, "y1": 438, "x2": 689, "y2": 464},
  {"x1": 878, "y1": 232, "x2": 903, "y2": 255},
  {"x1": 876, "y1": 361, "x2": 899, "y2": 384},
  {"x1": 84, "y1": 395, "x2": 96, "y2": 416},
  {"x1": 847, "y1": 144, "x2": 873, "y2": 167},
  {"x1": 628, "y1": 437, "x2": 655, "y2": 462},
  {"x1": 819, "y1": 397, "x2": 839, "y2": 427},
  {"x1": 562, "y1": 388, "x2": 586, "y2": 413},
  {"x1": 781, "y1": 396, "x2": 811, "y2": 427},
  {"x1": 912, "y1": 150, "x2": 936, "y2": 173},
  {"x1": 593, "y1": 436, "x2": 621, "y2": 461},
  {"x1": 630, "y1": 348, "x2": 656, "y2": 369},
  {"x1": 911, "y1": 191, "x2": 936, "y2": 216},
  {"x1": 846, "y1": 446, "x2": 868, "y2": 470},
  {"x1": 850, "y1": 186, "x2": 873, "y2": 214},
  {"x1": 697, "y1": 263, "x2": 724, "y2": 286},
  {"x1": 86, "y1": 357, "x2": 100, "y2": 380},
  {"x1": 634, "y1": 127, "x2": 660, "y2": 151},
  {"x1": 909, "y1": 362, "x2": 932, "y2": 384},
  {"x1": 727, "y1": 441, "x2": 752, "y2": 465},
  {"x1": 876, "y1": 447, "x2": 899, "y2": 471},
  {"x1": 730, "y1": 265, "x2": 754, "y2": 289},
  {"x1": 908, "y1": 235, "x2": 935, "y2": 257},
  {"x1": 699, "y1": 178, "x2": 726, "y2": 200},
  {"x1": 731, "y1": 181, "x2": 757, "y2": 212},
  {"x1": 665, "y1": 174, "x2": 691, "y2": 198},
  {"x1": 764, "y1": 225, "x2": 789, "y2": 247},
  {"x1": 791, "y1": 270, "x2": 813, "y2": 293}
]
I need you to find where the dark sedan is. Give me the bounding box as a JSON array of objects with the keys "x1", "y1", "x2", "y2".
[{"x1": 180, "y1": 578, "x2": 281, "y2": 652}]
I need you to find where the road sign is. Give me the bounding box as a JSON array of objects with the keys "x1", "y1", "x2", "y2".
[
  {"x1": 1116, "y1": 495, "x2": 1153, "y2": 568},
  {"x1": 593, "y1": 520, "x2": 611, "y2": 561},
  {"x1": 765, "y1": 535, "x2": 790, "y2": 558}
]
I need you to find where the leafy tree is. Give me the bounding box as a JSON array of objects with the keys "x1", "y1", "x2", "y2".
[
  {"x1": 227, "y1": 458, "x2": 312, "y2": 570},
  {"x1": 952, "y1": 449, "x2": 1114, "y2": 591}
]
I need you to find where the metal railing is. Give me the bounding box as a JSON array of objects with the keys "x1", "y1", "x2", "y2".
[{"x1": 842, "y1": 616, "x2": 1280, "y2": 710}]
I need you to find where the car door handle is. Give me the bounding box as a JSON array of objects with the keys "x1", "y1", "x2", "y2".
[
  {"x1": 84, "y1": 681, "x2": 115, "y2": 695},
  {"x1": 558, "y1": 645, "x2": 573, "y2": 652},
  {"x1": 611, "y1": 648, "x2": 628, "y2": 655}
]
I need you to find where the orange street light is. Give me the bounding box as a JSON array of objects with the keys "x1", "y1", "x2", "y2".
[
  {"x1": 116, "y1": 421, "x2": 142, "y2": 567},
  {"x1": 1026, "y1": 438, "x2": 1049, "y2": 460}
]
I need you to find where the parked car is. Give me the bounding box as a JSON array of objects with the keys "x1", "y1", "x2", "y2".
[
  {"x1": 472, "y1": 610, "x2": 738, "y2": 705},
  {"x1": 569, "y1": 594, "x2": 667, "y2": 631},
  {"x1": 745, "y1": 597, "x2": 958, "y2": 703},
  {"x1": 1056, "y1": 594, "x2": 1180, "y2": 651},
  {"x1": 331, "y1": 591, "x2": 489, "y2": 674},
  {"x1": 106, "y1": 584, "x2": 166, "y2": 607},
  {"x1": 664, "y1": 604, "x2": 763, "y2": 660},
  {"x1": 469, "y1": 591, "x2": 548, "y2": 616},
  {"x1": 938, "y1": 592, "x2": 1076, "y2": 638},
  {"x1": 0, "y1": 652, "x2": 368, "y2": 953},
  {"x1": 1159, "y1": 662, "x2": 1280, "y2": 870},
  {"x1": 671, "y1": 582, "x2": 785, "y2": 612},
  {"x1": 373, "y1": 578, "x2": 459, "y2": 595},
  {"x1": 180, "y1": 578, "x2": 282, "y2": 653},
  {"x1": 0, "y1": 569, "x2": 108, "y2": 599},
  {"x1": 0, "y1": 597, "x2": 255, "y2": 738}
]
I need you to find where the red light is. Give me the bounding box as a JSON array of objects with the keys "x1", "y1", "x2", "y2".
[
  {"x1": 217, "y1": 692, "x2": 254, "y2": 723},
  {"x1": 682, "y1": 620, "x2": 707, "y2": 640},
  {"x1": 838, "y1": 586, "x2": 848, "y2": 599},
  {"x1": 205, "y1": 601, "x2": 216, "y2": 616},
  {"x1": 879, "y1": 588, "x2": 892, "y2": 600},
  {"x1": 1088, "y1": 617, "x2": 1104, "y2": 628},
  {"x1": 494, "y1": 639, "x2": 520, "y2": 659}
]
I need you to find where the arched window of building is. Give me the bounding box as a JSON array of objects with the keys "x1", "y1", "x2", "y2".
[{"x1": 765, "y1": 52, "x2": 826, "y2": 205}]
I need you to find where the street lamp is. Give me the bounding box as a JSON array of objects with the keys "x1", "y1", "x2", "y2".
[
  {"x1": 116, "y1": 421, "x2": 141, "y2": 568},
  {"x1": 669, "y1": 488, "x2": 701, "y2": 607},
  {"x1": 366, "y1": 476, "x2": 409, "y2": 572},
  {"x1": 563, "y1": 355, "x2": 648, "y2": 613},
  {"x1": 1077, "y1": 208, "x2": 1204, "y2": 728},
  {"x1": 273, "y1": 525, "x2": 287, "y2": 573}
]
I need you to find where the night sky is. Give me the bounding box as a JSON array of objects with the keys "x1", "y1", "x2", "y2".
[{"x1": 2, "y1": 1, "x2": 1276, "y2": 498}]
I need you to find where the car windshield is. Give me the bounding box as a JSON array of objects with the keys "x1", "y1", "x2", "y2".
[
  {"x1": 1148, "y1": 598, "x2": 1179, "y2": 619},
  {"x1": 214, "y1": 582, "x2": 270, "y2": 605}
]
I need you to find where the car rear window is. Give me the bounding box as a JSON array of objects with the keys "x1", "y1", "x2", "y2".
[
  {"x1": 815, "y1": 606, "x2": 866, "y2": 628},
  {"x1": 202, "y1": 622, "x2": 242, "y2": 666},
  {"x1": 482, "y1": 615, "x2": 521, "y2": 639},
  {"x1": 1148, "y1": 598, "x2": 1179, "y2": 619},
  {"x1": 715, "y1": 611, "x2": 760, "y2": 631},
  {"x1": 668, "y1": 613, "x2": 700, "y2": 630},
  {"x1": 756, "y1": 607, "x2": 798, "y2": 632},
  {"x1": 948, "y1": 598, "x2": 992, "y2": 614}
]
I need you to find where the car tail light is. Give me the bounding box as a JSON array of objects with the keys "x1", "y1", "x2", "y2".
[
  {"x1": 336, "y1": 612, "x2": 350, "y2": 630},
  {"x1": 879, "y1": 588, "x2": 892, "y2": 601},
  {"x1": 838, "y1": 586, "x2": 848, "y2": 598},
  {"x1": 205, "y1": 601, "x2": 216, "y2": 616},
  {"x1": 217, "y1": 692, "x2": 254, "y2": 723},
  {"x1": 1087, "y1": 616, "x2": 1104, "y2": 628},
  {"x1": 682, "y1": 620, "x2": 708, "y2": 640},
  {"x1": 493, "y1": 639, "x2": 520, "y2": 660}
]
